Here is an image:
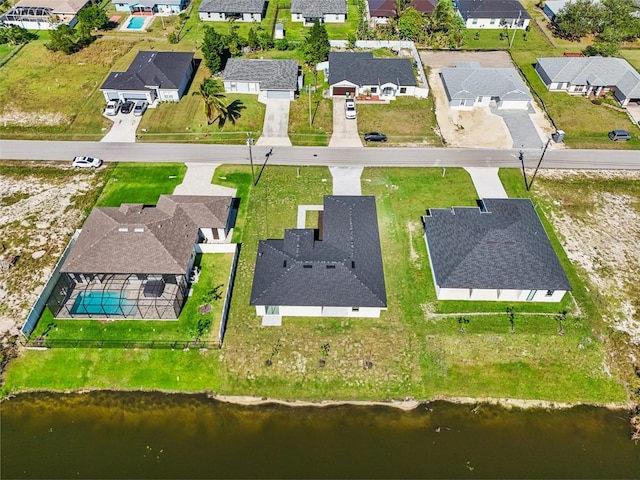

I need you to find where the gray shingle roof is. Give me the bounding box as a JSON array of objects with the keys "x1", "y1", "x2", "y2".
[
  {"x1": 440, "y1": 63, "x2": 532, "y2": 101},
  {"x1": 423, "y1": 199, "x2": 571, "y2": 290},
  {"x1": 101, "y1": 51, "x2": 194, "y2": 91},
  {"x1": 199, "y1": 0, "x2": 265, "y2": 13},
  {"x1": 250, "y1": 196, "x2": 387, "y2": 308},
  {"x1": 61, "y1": 196, "x2": 231, "y2": 275},
  {"x1": 222, "y1": 58, "x2": 299, "y2": 90},
  {"x1": 367, "y1": 0, "x2": 437, "y2": 17},
  {"x1": 536, "y1": 56, "x2": 640, "y2": 99},
  {"x1": 328, "y1": 52, "x2": 416, "y2": 88},
  {"x1": 455, "y1": 0, "x2": 531, "y2": 20},
  {"x1": 290, "y1": 0, "x2": 347, "y2": 17}
]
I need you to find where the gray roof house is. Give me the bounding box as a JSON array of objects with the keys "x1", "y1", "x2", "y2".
[
  {"x1": 111, "y1": 0, "x2": 187, "y2": 15},
  {"x1": 291, "y1": 0, "x2": 347, "y2": 25},
  {"x1": 422, "y1": 198, "x2": 571, "y2": 302},
  {"x1": 48, "y1": 195, "x2": 234, "y2": 320},
  {"x1": 439, "y1": 62, "x2": 532, "y2": 109},
  {"x1": 328, "y1": 51, "x2": 417, "y2": 99},
  {"x1": 222, "y1": 58, "x2": 300, "y2": 100},
  {"x1": 250, "y1": 196, "x2": 387, "y2": 323},
  {"x1": 535, "y1": 56, "x2": 640, "y2": 107},
  {"x1": 198, "y1": 0, "x2": 266, "y2": 22},
  {"x1": 0, "y1": 0, "x2": 90, "y2": 30},
  {"x1": 100, "y1": 51, "x2": 195, "y2": 103},
  {"x1": 454, "y1": 0, "x2": 531, "y2": 29}
]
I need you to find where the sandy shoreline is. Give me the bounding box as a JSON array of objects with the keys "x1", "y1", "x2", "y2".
[{"x1": 2, "y1": 388, "x2": 633, "y2": 412}]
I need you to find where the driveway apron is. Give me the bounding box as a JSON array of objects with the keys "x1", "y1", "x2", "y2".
[
  {"x1": 329, "y1": 166, "x2": 363, "y2": 195},
  {"x1": 173, "y1": 163, "x2": 237, "y2": 197},
  {"x1": 329, "y1": 98, "x2": 363, "y2": 147},
  {"x1": 490, "y1": 106, "x2": 545, "y2": 149},
  {"x1": 256, "y1": 98, "x2": 292, "y2": 146},
  {"x1": 464, "y1": 167, "x2": 508, "y2": 198},
  {"x1": 100, "y1": 113, "x2": 142, "y2": 143}
]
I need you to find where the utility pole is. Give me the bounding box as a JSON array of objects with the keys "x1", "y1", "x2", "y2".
[
  {"x1": 247, "y1": 132, "x2": 255, "y2": 186},
  {"x1": 308, "y1": 84, "x2": 312, "y2": 128},
  {"x1": 519, "y1": 149, "x2": 529, "y2": 191},
  {"x1": 527, "y1": 137, "x2": 552, "y2": 191},
  {"x1": 509, "y1": 11, "x2": 521, "y2": 48}
]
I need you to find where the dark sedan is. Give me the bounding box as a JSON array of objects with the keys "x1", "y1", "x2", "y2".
[
  {"x1": 120, "y1": 101, "x2": 135, "y2": 114},
  {"x1": 364, "y1": 132, "x2": 387, "y2": 142}
]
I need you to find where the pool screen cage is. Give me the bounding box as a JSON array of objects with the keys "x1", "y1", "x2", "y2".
[
  {"x1": 47, "y1": 273, "x2": 188, "y2": 320},
  {"x1": 3, "y1": 6, "x2": 55, "y2": 21}
]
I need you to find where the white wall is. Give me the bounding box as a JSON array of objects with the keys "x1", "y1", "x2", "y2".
[
  {"x1": 199, "y1": 12, "x2": 262, "y2": 21},
  {"x1": 195, "y1": 243, "x2": 237, "y2": 254},
  {"x1": 255, "y1": 305, "x2": 384, "y2": 318},
  {"x1": 464, "y1": 17, "x2": 530, "y2": 29},
  {"x1": 224, "y1": 80, "x2": 261, "y2": 94},
  {"x1": 499, "y1": 99, "x2": 530, "y2": 110},
  {"x1": 323, "y1": 13, "x2": 345, "y2": 23},
  {"x1": 437, "y1": 287, "x2": 567, "y2": 302},
  {"x1": 158, "y1": 90, "x2": 180, "y2": 102}
]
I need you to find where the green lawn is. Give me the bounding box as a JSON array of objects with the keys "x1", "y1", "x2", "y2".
[
  {"x1": 96, "y1": 163, "x2": 186, "y2": 206},
  {"x1": 289, "y1": 88, "x2": 333, "y2": 146}
]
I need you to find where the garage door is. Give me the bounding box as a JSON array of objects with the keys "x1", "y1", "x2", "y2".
[
  {"x1": 124, "y1": 93, "x2": 148, "y2": 101},
  {"x1": 332, "y1": 86, "x2": 356, "y2": 96},
  {"x1": 106, "y1": 92, "x2": 119, "y2": 101},
  {"x1": 266, "y1": 90, "x2": 291, "y2": 100}
]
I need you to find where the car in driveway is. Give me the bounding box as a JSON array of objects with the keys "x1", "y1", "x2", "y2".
[
  {"x1": 345, "y1": 99, "x2": 356, "y2": 119},
  {"x1": 72, "y1": 156, "x2": 103, "y2": 169},
  {"x1": 133, "y1": 101, "x2": 148, "y2": 116},
  {"x1": 104, "y1": 100, "x2": 121, "y2": 116},
  {"x1": 608, "y1": 130, "x2": 632, "y2": 141},
  {"x1": 364, "y1": 132, "x2": 387, "y2": 142},
  {"x1": 120, "y1": 101, "x2": 135, "y2": 114}
]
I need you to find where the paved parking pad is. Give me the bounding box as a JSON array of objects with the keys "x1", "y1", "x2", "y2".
[
  {"x1": 329, "y1": 98, "x2": 363, "y2": 147},
  {"x1": 101, "y1": 113, "x2": 142, "y2": 143},
  {"x1": 256, "y1": 99, "x2": 292, "y2": 146},
  {"x1": 491, "y1": 107, "x2": 545, "y2": 149}
]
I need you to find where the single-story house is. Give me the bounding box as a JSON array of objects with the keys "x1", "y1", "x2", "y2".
[
  {"x1": 198, "y1": 0, "x2": 265, "y2": 22},
  {"x1": 290, "y1": 0, "x2": 347, "y2": 25},
  {"x1": 535, "y1": 56, "x2": 640, "y2": 107},
  {"x1": 250, "y1": 196, "x2": 387, "y2": 321},
  {"x1": 454, "y1": 0, "x2": 531, "y2": 29},
  {"x1": 422, "y1": 198, "x2": 571, "y2": 302},
  {"x1": 112, "y1": 0, "x2": 188, "y2": 14},
  {"x1": 439, "y1": 62, "x2": 532, "y2": 109},
  {"x1": 221, "y1": 58, "x2": 300, "y2": 100},
  {"x1": 367, "y1": 0, "x2": 437, "y2": 25},
  {"x1": 47, "y1": 195, "x2": 234, "y2": 320},
  {"x1": 328, "y1": 51, "x2": 417, "y2": 99},
  {"x1": 542, "y1": 0, "x2": 602, "y2": 21},
  {"x1": 0, "y1": 0, "x2": 90, "y2": 29},
  {"x1": 100, "y1": 51, "x2": 195, "y2": 104}
]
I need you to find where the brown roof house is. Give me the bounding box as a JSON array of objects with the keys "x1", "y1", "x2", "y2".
[{"x1": 47, "y1": 195, "x2": 234, "y2": 320}]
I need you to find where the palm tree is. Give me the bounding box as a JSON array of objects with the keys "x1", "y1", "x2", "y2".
[
  {"x1": 193, "y1": 78, "x2": 228, "y2": 126},
  {"x1": 218, "y1": 99, "x2": 246, "y2": 128}
]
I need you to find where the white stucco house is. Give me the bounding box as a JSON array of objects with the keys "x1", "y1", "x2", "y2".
[
  {"x1": 221, "y1": 58, "x2": 300, "y2": 100},
  {"x1": 439, "y1": 62, "x2": 532, "y2": 109},
  {"x1": 198, "y1": 0, "x2": 265, "y2": 22},
  {"x1": 454, "y1": 0, "x2": 531, "y2": 29},
  {"x1": 290, "y1": 0, "x2": 347, "y2": 25},
  {"x1": 535, "y1": 56, "x2": 640, "y2": 107},
  {"x1": 100, "y1": 51, "x2": 195, "y2": 103},
  {"x1": 250, "y1": 196, "x2": 387, "y2": 323},
  {"x1": 327, "y1": 52, "x2": 417, "y2": 99},
  {"x1": 112, "y1": 0, "x2": 188, "y2": 14},
  {"x1": 422, "y1": 198, "x2": 571, "y2": 302},
  {"x1": 0, "y1": 0, "x2": 90, "y2": 29}
]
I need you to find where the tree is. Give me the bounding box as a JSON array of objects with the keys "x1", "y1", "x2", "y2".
[
  {"x1": 247, "y1": 27, "x2": 260, "y2": 50},
  {"x1": 394, "y1": 0, "x2": 411, "y2": 17},
  {"x1": 397, "y1": 7, "x2": 425, "y2": 41},
  {"x1": 193, "y1": 78, "x2": 229, "y2": 125},
  {"x1": 202, "y1": 26, "x2": 229, "y2": 74},
  {"x1": 554, "y1": 0, "x2": 604, "y2": 40},
  {"x1": 77, "y1": 5, "x2": 109, "y2": 30},
  {"x1": 226, "y1": 18, "x2": 246, "y2": 56},
  {"x1": 46, "y1": 24, "x2": 81, "y2": 54},
  {"x1": 0, "y1": 25, "x2": 37, "y2": 45},
  {"x1": 303, "y1": 20, "x2": 330, "y2": 67}
]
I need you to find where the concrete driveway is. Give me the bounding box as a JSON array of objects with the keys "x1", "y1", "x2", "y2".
[
  {"x1": 491, "y1": 107, "x2": 546, "y2": 149},
  {"x1": 256, "y1": 98, "x2": 292, "y2": 146},
  {"x1": 101, "y1": 112, "x2": 142, "y2": 143},
  {"x1": 329, "y1": 97, "x2": 363, "y2": 147}
]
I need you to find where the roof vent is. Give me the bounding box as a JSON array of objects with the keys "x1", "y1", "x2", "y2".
[
  {"x1": 134, "y1": 227, "x2": 144, "y2": 233},
  {"x1": 118, "y1": 227, "x2": 129, "y2": 232},
  {"x1": 351, "y1": 261, "x2": 355, "y2": 269},
  {"x1": 303, "y1": 264, "x2": 312, "y2": 269},
  {"x1": 326, "y1": 265, "x2": 336, "y2": 269},
  {"x1": 283, "y1": 260, "x2": 287, "y2": 268}
]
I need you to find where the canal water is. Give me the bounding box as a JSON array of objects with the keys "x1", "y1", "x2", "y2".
[{"x1": 2, "y1": 392, "x2": 639, "y2": 479}]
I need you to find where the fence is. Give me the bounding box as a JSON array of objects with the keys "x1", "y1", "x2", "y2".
[
  {"x1": 20, "y1": 230, "x2": 80, "y2": 338},
  {"x1": 27, "y1": 338, "x2": 220, "y2": 349},
  {"x1": 217, "y1": 243, "x2": 240, "y2": 346}
]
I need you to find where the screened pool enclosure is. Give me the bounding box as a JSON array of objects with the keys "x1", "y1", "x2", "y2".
[{"x1": 47, "y1": 273, "x2": 188, "y2": 320}]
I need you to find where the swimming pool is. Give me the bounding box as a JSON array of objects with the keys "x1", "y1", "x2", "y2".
[
  {"x1": 126, "y1": 16, "x2": 145, "y2": 29},
  {"x1": 70, "y1": 291, "x2": 137, "y2": 316}
]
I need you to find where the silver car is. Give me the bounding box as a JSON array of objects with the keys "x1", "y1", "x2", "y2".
[
  {"x1": 104, "y1": 100, "x2": 120, "y2": 116},
  {"x1": 133, "y1": 101, "x2": 148, "y2": 116}
]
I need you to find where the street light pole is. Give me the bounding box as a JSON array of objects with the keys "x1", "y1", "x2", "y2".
[{"x1": 247, "y1": 132, "x2": 255, "y2": 186}]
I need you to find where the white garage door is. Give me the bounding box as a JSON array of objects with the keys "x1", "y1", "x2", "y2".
[{"x1": 266, "y1": 90, "x2": 291, "y2": 100}]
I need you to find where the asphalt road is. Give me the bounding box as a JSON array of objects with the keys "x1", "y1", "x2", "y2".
[{"x1": 1, "y1": 140, "x2": 639, "y2": 170}]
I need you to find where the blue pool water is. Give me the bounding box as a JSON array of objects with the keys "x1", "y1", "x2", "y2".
[
  {"x1": 70, "y1": 291, "x2": 137, "y2": 316},
  {"x1": 126, "y1": 17, "x2": 145, "y2": 29}
]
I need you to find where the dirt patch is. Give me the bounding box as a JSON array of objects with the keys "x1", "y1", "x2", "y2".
[
  {"x1": 535, "y1": 169, "x2": 640, "y2": 344},
  {"x1": 420, "y1": 51, "x2": 515, "y2": 69},
  {"x1": 0, "y1": 166, "x2": 105, "y2": 338},
  {"x1": 0, "y1": 107, "x2": 69, "y2": 127}
]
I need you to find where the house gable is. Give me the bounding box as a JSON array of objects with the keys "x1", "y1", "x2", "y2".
[
  {"x1": 328, "y1": 52, "x2": 416, "y2": 90},
  {"x1": 222, "y1": 58, "x2": 299, "y2": 92}
]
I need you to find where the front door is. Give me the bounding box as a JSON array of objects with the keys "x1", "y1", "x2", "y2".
[
  {"x1": 526, "y1": 290, "x2": 536, "y2": 301},
  {"x1": 266, "y1": 306, "x2": 279, "y2": 315}
]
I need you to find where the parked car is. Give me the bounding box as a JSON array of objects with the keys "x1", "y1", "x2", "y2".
[
  {"x1": 104, "y1": 100, "x2": 121, "y2": 116},
  {"x1": 364, "y1": 132, "x2": 387, "y2": 142},
  {"x1": 345, "y1": 99, "x2": 356, "y2": 119},
  {"x1": 120, "y1": 101, "x2": 135, "y2": 114},
  {"x1": 72, "y1": 156, "x2": 103, "y2": 169},
  {"x1": 608, "y1": 130, "x2": 632, "y2": 141},
  {"x1": 133, "y1": 101, "x2": 148, "y2": 116}
]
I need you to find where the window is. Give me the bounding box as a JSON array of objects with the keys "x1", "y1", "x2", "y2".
[
  {"x1": 399, "y1": 87, "x2": 406, "y2": 94},
  {"x1": 382, "y1": 87, "x2": 394, "y2": 96},
  {"x1": 545, "y1": 290, "x2": 555, "y2": 297},
  {"x1": 472, "y1": 18, "x2": 478, "y2": 24},
  {"x1": 370, "y1": 87, "x2": 377, "y2": 94},
  {"x1": 352, "y1": 307, "x2": 360, "y2": 312},
  {"x1": 230, "y1": 82, "x2": 237, "y2": 92}
]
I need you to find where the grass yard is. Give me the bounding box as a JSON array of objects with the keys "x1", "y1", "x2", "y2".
[
  {"x1": 288, "y1": 90, "x2": 333, "y2": 146},
  {"x1": 273, "y1": 1, "x2": 360, "y2": 42},
  {"x1": 137, "y1": 61, "x2": 265, "y2": 144},
  {"x1": 620, "y1": 49, "x2": 640, "y2": 70},
  {"x1": 29, "y1": 253, "x2": 234, "y2": 344},
  {"x1": 462, "y1": 26, "x2": 552, "y2": 52},
  {"x1": 357, "y1": 97, "x2": 442, "y2": 146},
  {"x1": 511, "y1": 50, "x2": 640, "y2": 149},
  {"x1": 96, "y1": 162, "x2": 186, "y2": 206}
]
